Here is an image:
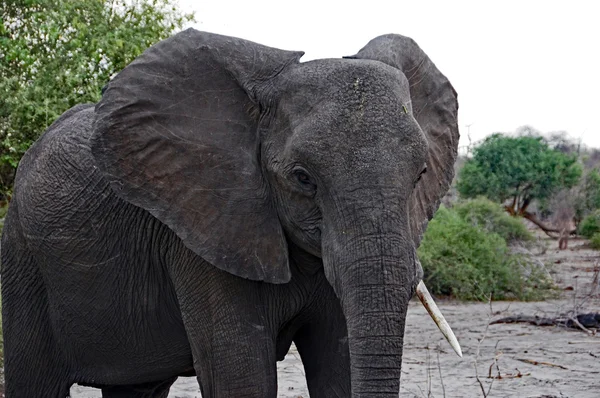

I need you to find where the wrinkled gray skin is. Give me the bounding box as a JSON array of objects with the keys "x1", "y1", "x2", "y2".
[{"x1": 0, "y1": 29, "x2": 458, "y2": 397}]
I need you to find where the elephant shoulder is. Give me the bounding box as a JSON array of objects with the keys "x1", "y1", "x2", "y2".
[
  {"x1": 14, "y1": 104, "x2": 121, "y2": 246},
  {"x1": 25, "y1": 103, "x2": 95, "y2": 153},
  {"x1": 16, "y1": 104, "x2": 97, "y2": 185}
]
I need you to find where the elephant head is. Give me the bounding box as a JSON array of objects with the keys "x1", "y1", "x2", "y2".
[{"x1": 92, "y1": 29, "x2": 460, "y2": 396}]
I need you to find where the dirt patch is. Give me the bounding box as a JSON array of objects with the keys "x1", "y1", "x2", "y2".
[
  {"x1": 68, "y1": 239, "x2": 600, "y2": 397},
  {"x1": 402, "y1": 237, "x2": 599, "y2": 398}
]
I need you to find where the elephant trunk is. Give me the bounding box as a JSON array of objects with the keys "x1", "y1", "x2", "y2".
[
  {"x1": 322, "y1": 206, "x2": 416, "y2": 397},
  {"x1": 342, "y1": 264, "x2": 411, "y2": 397}
]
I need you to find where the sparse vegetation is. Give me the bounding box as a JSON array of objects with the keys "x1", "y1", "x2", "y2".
[
  {"x1": 418, "y1": 202, "x2": 554, "y2": 301},
  {"x1": 590, "y1": 233, "x2": 600, "y2": 250},
  {"x1": 578, "y1": 210, "x2": 600, "y2": 238},
  {"x1": 574, "y1": 168, "x2": 600, "y2": 225}
]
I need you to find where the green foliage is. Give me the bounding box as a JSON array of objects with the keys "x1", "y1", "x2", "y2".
[
  {"x1": 457, "y1": 134, "x2": 582, "y2": 210},
  {"x1": 571, "y1": 168, "x2": 600, "y2": 224},
  {"x1": 578, "y1": 210, "x2": 600, "y2": 238},
  {"x1": 453, "y1": 197, "x2": 533, "y2": 242},
  {"x1": 0, "y1": 0, "x2": 195, "y2": 200},
  {"x1": 418, "y1": 205, "x2": 554, "y2": 301},
  {"x1": 590, "y1": 233, "x2": 600, "y2": 250},
  {"x1": 581, "y1": 169, "x2": 600, "y2": 212}
]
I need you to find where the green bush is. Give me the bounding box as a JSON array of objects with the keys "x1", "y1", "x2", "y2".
[
  {"x1": 454, "y1": 197, "x2": 533, "y2": 242},
  {"x1": 590, "y1": 233, "x2": 600, "y2": 250},
  {"x1": 418, "y1": 206, "x2": 553, "y2": 301},
  {"x1": 578, "y1": 210, "x2": 600, "y2": 238}
]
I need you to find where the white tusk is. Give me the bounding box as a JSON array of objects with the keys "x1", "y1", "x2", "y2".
[{"x1": 416, "y1": 281, "x2": 463, "y2": 358}]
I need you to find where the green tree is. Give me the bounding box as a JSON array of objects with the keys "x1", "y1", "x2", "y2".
[
  {"x1": 0, "y1": 0, "x2": 194, "y2": 201},
  {"x1": 457, "y1": 133, "x2": 582, "y2": 234}
]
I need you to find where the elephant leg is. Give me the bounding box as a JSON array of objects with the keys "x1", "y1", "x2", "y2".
[
  {"x1": 1, "y1": 219, "x2": 71, "y2": 397},
  {"x1": 168, "y1": 262, "x2": 278, "y2": 398},
  {"x1": 101, "y1": 377, "x2": 177, "y2": 398},
  {"x1": 191, "y1": 326, "x2": 278, "y2": 398},
  {"x1": 194, "y1": 359, "x2": 277, "y2": 398},
  {"x1": 294, "y1": 292, "x2": 351, "y2": 398},
  {"x1": 2, "y1": 279, "x2": 71, "y2": 398}
]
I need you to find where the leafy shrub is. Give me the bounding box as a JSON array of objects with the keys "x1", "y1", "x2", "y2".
[
  {"x1": 418, "y1": 206, "x2": 554, "y2": 301},
  {"x1": 571, "y1": 168, "x2": 600, "y2": 224},
  {"x1": 0, "y1": 0, "x2": 195, "y2": 201},
  {"x1": 582, "y1": 169, "x2": 600, "y2": 212},
  {"x1": 578, "y1": 210, "x2": 600, "y2": 238},
  {"x1": 590, "y1": 233, "x2": 600, "y2": 250},
  {"x1": 454, "y1": 197, "x2": 533, "y2": 242}
]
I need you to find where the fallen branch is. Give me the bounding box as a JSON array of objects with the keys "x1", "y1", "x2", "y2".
[
  {"x1": 491, "y1": 313, "x2": 600, "y2": 333},
  {"x1": 487, "y1": 367, "x2": 530, "y2": 379},
  {"x1": 516, "y1": 358, "x2": 568, "y2": 370},
  {"x1": 490, "y1": 315, "x2": 556, "y2": 327},
  {"x1": 503, "y1": 206, "x2": 576, "y2": 238},
  {"x1": 521, "y1": 211, "x2": 574, "y2": 238}
]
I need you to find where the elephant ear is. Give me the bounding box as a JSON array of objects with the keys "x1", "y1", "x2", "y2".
[
  {"x1": 347, "y1": 34, "x2": 459, "y2": 247},
  {"x1": 92, "y1": 29, "x2": 303, "y2": 283}
]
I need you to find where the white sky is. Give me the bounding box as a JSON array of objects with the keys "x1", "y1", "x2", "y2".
[{"x1": 178, "y1": 0, "x2": 600, "y2": 149}]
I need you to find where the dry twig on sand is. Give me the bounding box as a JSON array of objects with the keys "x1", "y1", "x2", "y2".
[
  {"x1": 490, "y1": 312, "x2": 599, "y2": 334},
  {"x1": 515, "y1": 358, "x2": 568, "y2": 370},
  {"x1": 436, "y1": 345, "x2": 446, "y2": 398},
  {"x1": 474, "y1": 295, "x2": 495, "y2": 398},
  {"x1": 492, "y1": 262, "x2": 600, "y2": 335}
]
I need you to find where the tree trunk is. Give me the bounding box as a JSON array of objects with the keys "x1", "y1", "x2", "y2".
[
  {"x1": 504, "y1": 195, "x2": 577, "y2": 239},
  {"x1": 521, "y1": 211, "x2": 576, "y2": 238}
]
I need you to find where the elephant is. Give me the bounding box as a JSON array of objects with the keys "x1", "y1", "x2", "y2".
[{"x1": 0, "y1": 29, "x2": 460, "y2": 397}]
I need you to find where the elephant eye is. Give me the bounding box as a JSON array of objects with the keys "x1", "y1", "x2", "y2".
[
  {"x1": 293, "y1": 168, "x2": 315, "y2": 188},
  {"x1": 295, "y1": 170, "x2": 311, "y2": 184}
]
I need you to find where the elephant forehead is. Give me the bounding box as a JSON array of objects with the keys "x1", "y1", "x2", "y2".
[
  {"x1": 276, "y1": 59, "x2": 415, "y2": 140},
  {"x1": 277, "y1": 61, "x2": 424, "y2": 155},
  {"x1": 289, "y1": 110, "x2": 426, "y2": 176},
  {"x1": 279, "y1": 58, "x2": 412, "y2": 108}
]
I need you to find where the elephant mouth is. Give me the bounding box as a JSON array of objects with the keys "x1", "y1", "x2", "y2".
[{"x1": 416, "y1": 281, "x2": 463, "y2": 357}]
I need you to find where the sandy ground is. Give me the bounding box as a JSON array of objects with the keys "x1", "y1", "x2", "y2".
[{"x1": 69, "y1": 237, "x2": 600, "y2": 397}]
